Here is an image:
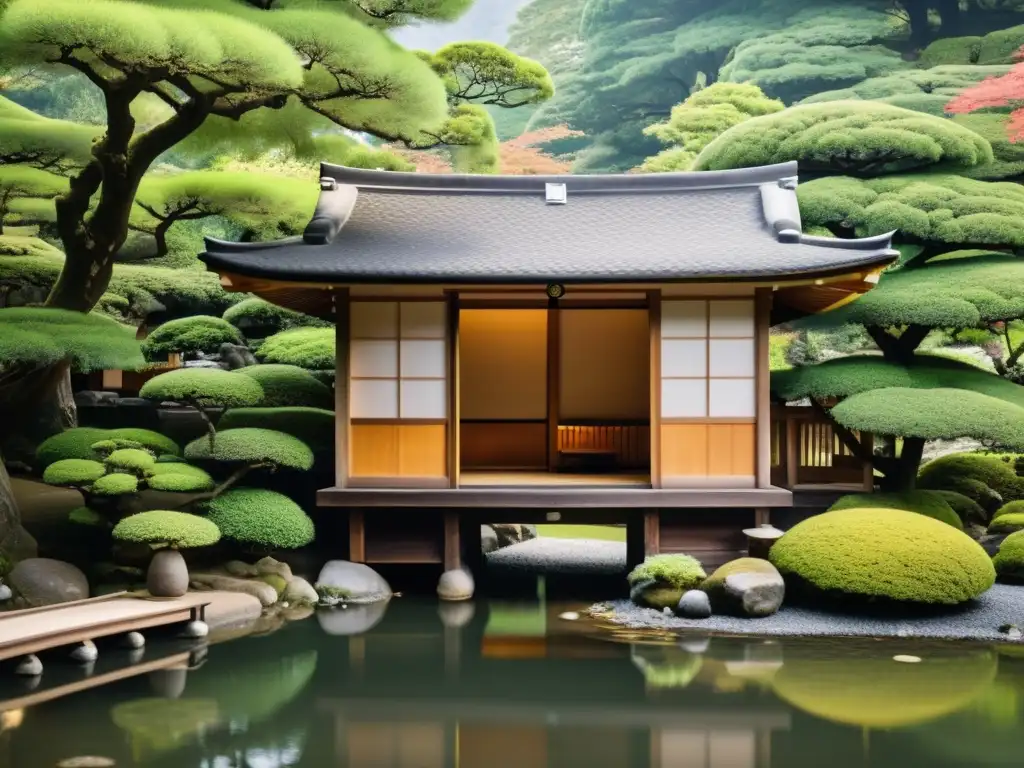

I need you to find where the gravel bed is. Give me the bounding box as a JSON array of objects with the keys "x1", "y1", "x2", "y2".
[
  {"x1": 594, "y1": 583, "x2": 1024, "y2": 643},
  {"x1": 486, "y1": 537, "x2": 627, "y2": 575}
]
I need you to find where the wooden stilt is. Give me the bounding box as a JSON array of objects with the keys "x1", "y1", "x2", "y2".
[
  {"x1": 643, "y1": 510, "x2": 660, "y2": 556},
  {"x1": 349, "y1": 510, "x2": 365, "y2": 563},
  {"x1": 443, "y1": 511, "x2": 461, "y2": 571}
]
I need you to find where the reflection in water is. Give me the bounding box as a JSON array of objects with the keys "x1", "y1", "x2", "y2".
[{"x1": 0, "y1": 597, "x2": 1022, "y2": 768}]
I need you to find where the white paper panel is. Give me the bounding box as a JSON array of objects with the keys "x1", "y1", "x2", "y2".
[
  {"x1": 350, "y1": 302, "x2": 397, "y2": 338},
  {"x1": 350, "y1": 379, "x2": 398, "y2": 418},
  {"x1": 708, "y1": 377, "x2": 755, "y2": 418},
  {"x1": 659, "y1": 731, "x2": 710, "y2": 768},
  {"x1": 709, "y1": 300, "x2": 754, "y2": 337},
  {"x1": 350, "y1": 340, "x2": 397, "y2": 378},
  {"x1": 708, "y1": 338, "x2": 755, "y2": 377},
  {"x1": 661, "y1": 339, "x2": 707, "y2": 378},
  {"x1": 400, "y1": 379, "x2": 447, "y2": 419},
  {"x1": 661, "y1": 378, "x2": 707, "y2": 418},
  {"x1": 661, "y1": 300, "x2": 707, "y2": 338},
  {"x1": 400, "y1": 340, "x2": 446, "y2": 378},
  {"x1": 400, "y1": 302, "x2": 446, "y2": 338}
]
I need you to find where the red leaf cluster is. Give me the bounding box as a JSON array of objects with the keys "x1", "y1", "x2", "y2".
[
  {"x1": 945, "y1": 44, "x2": 1024, "y2": 142},
  {"x1": 391, "y1": 125, "x2": 583, "y2": 175}
]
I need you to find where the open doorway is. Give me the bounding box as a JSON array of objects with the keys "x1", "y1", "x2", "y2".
[{"x1": 458, "y1": 306, "x2": 651, "y2": 486}]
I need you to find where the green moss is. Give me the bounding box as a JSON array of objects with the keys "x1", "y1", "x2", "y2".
[
  {"x1": 91, "y1": 439, "x2": 144, "y2": 456},
  {"x1": 259, "y1": 573, "x2": 288, "y2": 595},
  {"x1": 222, "y1": 297, "x2": 329, "y2": 336},
  {"x1": 91, "y1": 473, "x2": 139, "y2": 496},
  {"x1": 184, "y1": 428, "x2": 314, "y2": 471},
  {"x1": 42, "y1": 458, "x2": 106, "y2": 487},
  {"x1": 919, "y1": 453, "x2": 1024, "y2": 504},
  {"x1": 68, "y1": 506, "x2": 106, "y2": 527},
  {"x1": 146, "y1": 469, "x2": 216, "y2": 493},
  {"x1": 936, "y1": 490, "x2": 989, "y2": 525},
  {"x1": 202, "y1": 488, "x2": 315, "y2": 550},
  {"x1": 107, "y1": 429, "x2": 180, "y2": 458},
  {"x1": 112, "y1": 510, "x2": 221, "y2": 549},
  {"x1": 141, "y1": 315, "x2": 243, "y2": 361},
  {"x1": 105, "y1": 448, "x2": 156, "y2": 476},
  {"x1": 216, "y1": 407, "x2": 334, "y2": 455},
  {"x1": 828, "y1": 491, "x2": 963, "y2": 530},
  {"x1": 235, "y1": 365, "x2": 333, "y2": 409},
  {"x1": 0, "y1": 307, "x2": 144, "y2": 372},
  {"x1": 769, "y1": 508, "x2": 995, "y2": 605},
  {"x1": 699, "y1": 557, "x2": 780, "y2": 614},
  {"x1": 992, "y1": 531, "x2": 1024, "y2": 580},
  {"x1": 255, "y1": 327, "x2": 334, "y2": 370},
  {"x1": 139, "y1": 368, "x2": 264, "y2": 408},
  {"x1": 37, "y1": 427, "x2": 111, "y2": 467},
  {"x1": 627, "y1": 554, "x2": 706, "y2": 609},
  {"x1": 993, "y1": 500, "x2": 1024, "y2": 520},
  {"x1": 989, "y1": 513, "x2": 1024, "y2": 534}
]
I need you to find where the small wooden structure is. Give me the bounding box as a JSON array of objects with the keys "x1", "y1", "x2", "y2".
[{"x1": 198, "y1": 160, "x2": 896, "y2": 570}]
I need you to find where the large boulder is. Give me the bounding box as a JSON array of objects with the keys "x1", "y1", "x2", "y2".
[
  {"x1": 8, "y1": 557, "x2": 88, "y2": 607},
  {"x1": 316, "y1": 601, "x2": 389, "y2": 635},
  {"x1": 315, "y1": 560, "x2": 392, "y2": 604},
  {"x1": 0, "y1": 464, "x2": 38, "y2": 562},
  {"x1": 491, "y1": 523, "x2": 537, "y2": 549},
  {"x1": 190, "y1": 573, "x2": 278, "y2": 606},
  {"x1": 481, "y1": 525, "x2": 499, "y2": 554},
  {"x1": 283, "y1": 576, "x2": 319, "y2": 605},
  {"x1": 147, "y1": 549, "x2": 189, "y2": 598},
  {"x1": 701, "y1": 558, "x2": 784, "y2": 617},
  {"x1": 437, "y1": 568, "x2": 474, "y2": 601}
]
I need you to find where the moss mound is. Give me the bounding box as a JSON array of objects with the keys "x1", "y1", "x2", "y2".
[
  {"x1": 992, "y1": 530, "x2": 1024, "y2": 580},
  {"x1": 112, "y1": 510, "x2": 221, "y2": 548},
  {"x1": 141, "y1": 315, "x2": 243, "y2": 361},
  {"x1": 936, "y1": 490, "x2": 989, "y2": 525},
  {"x1": 772, "y1": 645, "x2": 997, "y2": 728},
  {"x1": 203, "y1": 488, "x2": 315, "y2": 550},
  {"x1": 105, "y1": 448, "x2": 157, "y2": 475},
  {"x1": 989, "y1": 513, "x2": 1024, "y2": 534},
  {"x1": 769, "y1": 508, "x2": 995, "y2": 605},
  {"x1": 627, "y1": 554, "x2": 707, "y2": 609},
  {"x1": 184, "y1": 428, "x2": 314, "y2": 471},
  {"x1": 91, "y1": 473, "x2": 139, "y2": 496},
  {"x1": 223, "y1": 297, "x2": 328, "y2": 336},
  {"x1": 37, "y1": 427, "x2": 179, "y2": 468},
  {"x1": 828, "y1": 491, "x2": 964, "y2": 530},
  {"x1": 42, "y1": 458, "x2": 106, "y2": 486},
  {"x1": 217, "y1": 406, "x2": 334, "y2": 455},
  {"x1": 68, "y1": 506, "x2": 106, "y2": 527},
  {"x1": 256, "y1": 327, "x2": 334, "y2": 370},
  {"x1": 235, "y1": 364, "x2": 333, "y2": 409},
  {"x1": 139, "y1": 368, "x2": 264, "y2": 408},
  {"x1": 993, "y1": 499, "x2": 1024, "y2": 520},
  {"x1": 919, "y1": 453, "x2": 1024, "y2": 507}
]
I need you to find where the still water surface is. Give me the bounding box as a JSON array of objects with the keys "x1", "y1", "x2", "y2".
[{"x1": 0, "y1": 599, "x2": 1022, "y2": 768}]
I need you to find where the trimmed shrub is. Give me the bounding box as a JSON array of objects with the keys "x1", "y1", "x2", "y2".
[
  {"x1": 37, "y1": 427, "x2": 110, "y2": 467},
  {"x1": 113, "y1": 510, "x2": 221, "y2": 549},
  {"x1": 184, "y1": 428, "x2": 314, "y2": 471},
  {"x1": 936, "y1": 490, "x2": 989, "y2": 525},
  {"x1": 217, "y1": 407, "x2": 334, "y2": 455},
  {"x1": 988, "y1": 513, "x2": 1024, "y2": 534},
  {"x1": 91, "y1": 473, "x2": 140, "y2": 496},
  {"x1": 828, "y1": 491, "x2": 964, "y2": 530},
  {"x1": 141, "y1": 315, "x2": 243, "y2": 361},
  {"x1": 256, "y1": 327, "x2": 334, "y2": 370},
  {"x1": 68, "y1": 506, "x2": 106, "y2": 527},
  {"x1": 42, "y1": 459, "x2": 106, "y2": 486},
  {"x1": 146, "y1": 462, "x2": 216, "y2": 493},
  {"x1": 769, "y1": 508, "x2": 995, "y2": 605},
  {"x1": 202, "y1": 488, "x2": 314, "y2": 550},
  {"x1": 628, "y1": 554, "x2": 706, "y2": 609},
  {"x1": 993, "y1": 499, "x2": 1024, "y2": 520},
  {"x1": 235, "y1": 365, "x2": 333, "y2": 409},
  {"x1": 223, "y1": 297, "x2": 329, "y2": 336},
  {"x1": 919, "y1": 453, "x2": 1024, "y2": 505},
  {"x1": 106, "y1": 429, "x2": 180, "y2": 458},
  {"x1": 992, "y1": 531, "x2": 1024, "y2": 580},
  {"x1": 105, "y1": 448, "x2": 157, "y2": 476},
  {"x1": 139, "y1": 368, "x2": 264, "y2": 408},
  {"x1": 91, "y1": 439, "x2": 145, "y2": 455},
  {"x1": 934, "y1": 476, "x2": 1005, "y2": 516}
]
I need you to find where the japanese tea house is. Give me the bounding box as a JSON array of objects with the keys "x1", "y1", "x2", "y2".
[{"x1": 199, "y1": 160, "x2": 897, "y2": 571}]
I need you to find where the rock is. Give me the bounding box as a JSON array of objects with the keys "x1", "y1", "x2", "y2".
[
  {"x1": 315, "y1": 560, "x2": 392, "y2": 604},
  {"x1": 316, "y1": 601, "x2": 390, "y2": 635},
  {"x1": 723, "y1": 573, "x2": 785, "y2": 618},
  {"x1": 149, "y1": 668, "x2": 187, "y2": 699},
  {"x1": 56, "y1": 757, "x2": 116, "y2": 768},
  {"x1": 219, "y1": 342, "x2": 258, "y2": 370},
  {"x1": 258, "y1": 574, "x2": 288, "y2": 597},
  {"x1": 224, "y1": 560, "x2": 258, "y2": 578},
  {"x1": 438, "y1": 601, "x2": 475, "y2": 628},
  {"x1": 122, "y1": 631, "x2": 146, "y2": 649},
  {"x1": 14, "y1": 654, "x2": 42, "y2": 676},
  {"x1": 676, "y1": 590, "x2": 712, "y2": 619},
  {"x1": 437, "y1": 568, "x2": 474, "y2": 601},
  {"x1": 481, "y1": 524, "x2": 499, "y2": 554},
  {"x1": 701, "y1": 558, "x2": 784, "y2": 617},
  {"x1": 181, "y1": 620, "x2": 209, "y2": 638},
  {"x1": 256, "y1": 556, "x2": 293, "y2": 580},
  {"x1": 147, "y1": 549, "x2": 189, "y2": 598},
  {"x1": 8, "y1": 558, "x2": 88, "y2": 607},
  {"x1": 980, "y1": 533, "x2": 1009, "y2": 558},
  {"x1": 190, "y1": 573, "x2": 279, "y2": 607},
  {"x1": 282, "y1": 604, "x2": 316, "y2": 622},
  {"x1": 70, "y1": 641, "x2": 98, "y2": 663},
  {"x1": 283, "y1": 576, "x2": 319, "y2": 606},
  {"x1": 679, "y1": 637, "x2": 711, "y2": 654},
  {"x1": 73, "y1": 390, "x2": 119, "y2": 407},
  {"x1": 491, "y1": 523, "x2": 537, "y2": 548},
  {"x1": 0, "y1": 584, "x2": 11, "y2": 601},
  {"x1": 559, "y1": 611, "x2": 580, "y2": 621}
]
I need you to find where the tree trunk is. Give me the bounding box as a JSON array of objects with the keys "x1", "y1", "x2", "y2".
[
  {"x1": 0, "y1": 361, "x2": 77, "y2": 468},
  {"x1": 0, "y1": 451, "x2": 39, "y2": 562},
  {"x1": 878, "y1": 437, "x2": 925, "y2": 492},
  {"x1": 904, "y1": 0, "x2": 933, "y2": 49}
]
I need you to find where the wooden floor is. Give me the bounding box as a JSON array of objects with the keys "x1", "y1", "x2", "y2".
[
  {"x1": 0, "y1": 592, "x2": 209, "y2": 662},
  {"x1": 460, "y1": 471, "x2": 651, "y2": 488}
]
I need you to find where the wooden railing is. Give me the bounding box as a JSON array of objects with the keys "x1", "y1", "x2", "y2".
[
  {"x1": 85, "y1": 356, "x2": 182, "y2": 395},
  {"x1": 770, "y1": 405, "x2": 873, "y2": 489},
  {"x1": 557, "y1": 421, "x2": 650, "y2": 469}
]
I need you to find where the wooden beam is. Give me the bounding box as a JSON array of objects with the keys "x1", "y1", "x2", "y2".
[
  {"x1": 447, "y1": 293, "x2": 460, "y2": 488},
  {"x1": 349, "y1": 510, "x2": 365, "y2": 562},
  {"x1": 785, "y1": 416, "x2": 798, "y2": 489},
  {"x1": 755, "y1": 288, "x2": 773, "y2": 489},
  {"x1": 443, "y1": 511, "x2": 461, "y2": 570},
  {"x1": 643, "y1": 510, "x2": 660, "y2": 556},
  {"x1": 547, "y1": 299, "x2": 561, "y2": 471},
  {"x1": 862, "y1": 432, "x2": 875, "y2": 491},
  {"x1": 648, "y1": 290, "x2": 662, "y2": 488},
  {"x1": 334, "y1": 288, "x2": 351, "y2": 488}
]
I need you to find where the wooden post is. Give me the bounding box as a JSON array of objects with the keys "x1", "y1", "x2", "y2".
[
  {"x1": 862, "y1": 432, "x2": 875, "y2": 491},
  {"x1": 547, "y1": 298, "x2": 561, "y2": 472},
  {"x1": 348, "y1": 509, "x2": 365, "y2": 562},
  {"x1": 443, "y1": 511, "x2": 461, "y2": 571},
  {"x1": 643, "y1": 510, "x2": 660, "y2": 557},
  {"x1": 754, "y1": 507, "x2": 770, "y2": 527},
  {"x1": 447, "y1": 292, "x2": 461, "y2": 488},
  {"x1": 648, "y1": 290, "x2": 662, "y2": 488},
  {"x1": 334, "y1": 288, "x2": 351, "y2": 489},
  {"x1": 754, "y1": 288, "x2": 773, "y2": 488},
  {"x1": 784, "y1": 413, "x2": 798, "y2": 489}
]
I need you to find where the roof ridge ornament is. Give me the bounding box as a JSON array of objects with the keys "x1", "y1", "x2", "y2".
[
  {"x1": 778, "y1": 176, "x2": 798, "y2": 190},
  {"x1": 545, "y1": 182, "x2": 567, "y2": 205}
]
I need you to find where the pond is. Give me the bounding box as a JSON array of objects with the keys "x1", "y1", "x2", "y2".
[{"x1": 0, "y1": 597, "x2": 1021, "y2": 768}]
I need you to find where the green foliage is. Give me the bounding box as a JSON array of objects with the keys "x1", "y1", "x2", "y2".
[
  {"x1": 431, "y1": 41, "x2": 554, "y2": 107},
  {"x1": 443, "y1": 103, "x2": 500, "y2": 173},
  {"x1": 992, "y1": 530, "x2": 1024, "y2": 580},
  {"x1": 828, "y1": 491, "x2": 964, "y2": 530},
  {"x1": 42, "y1": 459, "x2": 106, "y2": 487},
  {"x1": 105, "y1": 448, "x2": 156, "y2": 476},
  {"x1": 0, "y1": 308, "x2": 143, "y2": 372},
  {"x1": 935, "y1": 490, "x2": 989, "y2": 525},
  {"x1": 139, "y1": 368, "x2": 264, "y2": 408},
  {"x1": 112, "y1": 510, "x2": 221, "y2": 549},
  {"x1": 235, "y1": 365, "x2": 333, "y2": 409},
  {"x1": 694, "y1": 102, "x2": 992, "y2": 176},
  {"x1": 255, "y1": 327, "x2": 334, "y2": 370},
  {"x1": 993, "y1": 500, "x2": 1024, "y2": 520},
  {"x1": 36, "y1": 427, "x2": 178, "y2": 468},
  {"x1": 919, "y1": 26, "x2": 1024, "y2": 67},
  {"x1": 145, "y1": 461, "x2": 215, "y2": 493},
  {"x1": 91, "y1": 473, "x2": 139, "y2": 496},
  {"x1": 918, "y1": 453, "x2": 1024, "y2": 504},
  {"x1": 216, "y1": 407, "x2": 334, "y2": 455},
  {"x1": 222, "y1": 297, "x2": 328, "y2": 337},
  {"x1": 628, "y1": 554, "x2": 706, "y2": 589},
  {"x1": 988, "y1": 513, "x2": 1024, "y2": 534},
  {"x1": 91, "y1": 439, "x2": 145, "y2": 456},
  {"x1": 769, "y1": 508, "x2": 995, "y2": 604},
  {"x1": 68, "y1": 506, "x2": 105, "y2": 527},
  {"x1": 184, "y1": 428, "x2": 314, "y2": 471},
  {"x1": 142, "y1": 316, "x2": 244, "y2": 361},
  {"x1": 202, "y1": 488, "x2": 315, "y2": 550}
]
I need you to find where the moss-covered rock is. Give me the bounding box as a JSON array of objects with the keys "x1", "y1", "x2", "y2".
[
  {"x1": 41, "y1": 458, "x2": 106, "y2": 487},
  {"x1": 112, "y1": 510, "x2": 221, "y2": 549},
  {"x1": 259, "y1": 573, "x2": 288, "y2": 595},
  {"x1": 769, "y1": 508, "x2": 995, "y2": 605},
  {"x1": 202, "y1": 488, "x2": 315, "y2": 550},
  {"x1": 993, "y1": 499, "x2": 1024, "y2": 520},
  {"x1": 184, "y1": 428, "x2": 314, "y2": 471},
  {"x1": 700, "y1": 557, "x2": 782, "y2": 615},
  {"x1": 992, "y1": 530, "x2": 1024, "y2": 580},
  {"x1": 105, "y1": 448, "x2": 157, "y2": 476},
  {"x1": 627, "y1": 554, "x2": 706, "y2": 610},
  {"x1": 828, "y1": 490, "x2": 964, "y2": 530},
  {"x1": 988, "y1": 513, "x2": 1024, "y2": 534}
]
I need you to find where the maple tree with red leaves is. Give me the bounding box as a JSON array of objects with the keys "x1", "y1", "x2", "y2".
[
  {"x1": 946, "y1": 44, "x2": 1024, "y2": 142},
  {"x1": 391, "y1": 125, "x2": 583, "y2": 174}
]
